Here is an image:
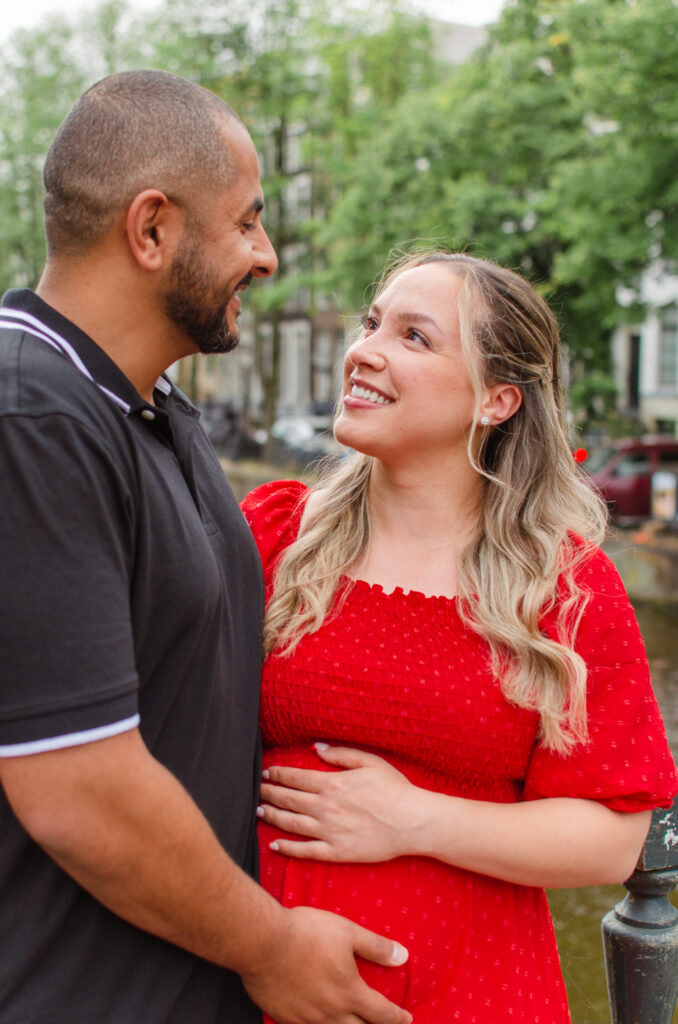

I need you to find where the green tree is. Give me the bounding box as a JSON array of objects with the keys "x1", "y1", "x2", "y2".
[
  {"x1": 0, "y1": 0, "x2": 143, "y2": 291},
  {"x1": 0, "y1": 21, "x2": 89, "y2": 289},
  {"x1": 321, "y1": 0, "x2": 678, "y2": 385},
  {"x1": 4, "y1": 0, "x2": 678, "y2": 421}
]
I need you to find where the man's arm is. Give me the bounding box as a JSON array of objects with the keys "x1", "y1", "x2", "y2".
[{"x1": 0, "y1": 729, "x2": 411, "y2": 1024}]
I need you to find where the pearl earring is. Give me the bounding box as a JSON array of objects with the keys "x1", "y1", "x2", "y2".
[{"x1": 480, "y1": 416, "x2": 491, "y2": 426}]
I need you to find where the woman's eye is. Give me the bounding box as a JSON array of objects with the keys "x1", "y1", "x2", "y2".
[
  {"x1": 361, "y1": 315, "x2": 378, "y2": 332},
  {"x1": 406, "y1": 328, "x2": 429, "y2": 347}
]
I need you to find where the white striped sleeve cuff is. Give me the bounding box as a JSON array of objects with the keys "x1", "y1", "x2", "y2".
[{"x1": 0, "y1": 714, "x2": 140, "y2": 757}]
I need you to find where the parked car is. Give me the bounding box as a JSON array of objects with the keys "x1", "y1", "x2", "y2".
[{"x1": 582, "y1": 436, "x2": 678, "y2": 520}]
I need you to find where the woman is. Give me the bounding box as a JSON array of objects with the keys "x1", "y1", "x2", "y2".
[{"x1": 242, "y1": 251, "x2": 678, "y2": 1023}]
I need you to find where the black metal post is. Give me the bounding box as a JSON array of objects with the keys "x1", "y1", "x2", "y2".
[{"x1": 601, "y1": 795, "x2": 678, "y2": 1023}]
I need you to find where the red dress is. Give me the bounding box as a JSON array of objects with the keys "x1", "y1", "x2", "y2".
[{"x1": 242, "y1": 480, "x2": 678, "y2": 1024}]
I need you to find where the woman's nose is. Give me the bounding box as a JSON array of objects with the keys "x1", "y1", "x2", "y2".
[{"x1": 346, "y1": 333, "x2": 387, "y2": 370}]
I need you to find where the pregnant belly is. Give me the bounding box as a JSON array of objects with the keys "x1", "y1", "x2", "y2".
[
  {"x1": 258, "y1": 745, "x2": 567, "y2": 1024},
  {"x1": 258, "y1": 744, "x2": 473, "y2": 1012}
]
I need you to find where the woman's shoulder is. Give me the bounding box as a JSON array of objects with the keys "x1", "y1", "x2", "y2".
[
  {"x1": 240, "y1": 479, "x2": 310, "y2": 568},
  {"x1": 566, "y1": 534, "x2": 627, "y2": 597},
  {"x1": 559, "y1": 535, "x2": 644, "y2": 655},
  {"x1": 539, "y1": 537, "x2": 632, "y2": 646}
]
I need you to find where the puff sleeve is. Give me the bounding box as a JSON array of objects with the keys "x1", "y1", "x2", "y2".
[
  {"x1": 241, "y1": 479, "x2": 309, "y2": 586},
  {"x1": 523, "y1": 547, "x2": 678, "y2": 812}
]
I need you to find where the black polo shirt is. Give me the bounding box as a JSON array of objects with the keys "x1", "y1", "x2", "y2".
[{"x1": 0, "y1": 289, "x2": 263, "y2": 1023}]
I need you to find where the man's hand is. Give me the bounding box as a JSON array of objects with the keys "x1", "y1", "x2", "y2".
[
  {"x1": 0, "y1": 732, "x2": 412, "y2": 1024},
  {"x1": 242, "y1": 905, "x2": 412, "y2": 1024}
]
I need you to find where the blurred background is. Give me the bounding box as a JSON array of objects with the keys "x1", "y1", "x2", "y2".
[{"x1": 1, "y1": 0, "x2": 676, "y2": 1019}]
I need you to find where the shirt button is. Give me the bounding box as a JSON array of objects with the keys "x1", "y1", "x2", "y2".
[{"x1": 141, "y1": 409, "x2": 156, "y2": 421}]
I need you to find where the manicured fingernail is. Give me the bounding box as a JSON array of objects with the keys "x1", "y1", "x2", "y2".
[
  {"x1": 314, "y1": 742, "x2": 329, "y2": 751},
  {"x1": 256, "y1": 805, "x2": 265, "y2": 817},
  {"x1": 262, "y1": 769, "x2": 270, "y2": 779},
  {"x1": 390, "y1": 942, "x2": 408, "y2": 966},
  {"x1": 269, "y1": 841, "x2": 280, "y2": 852}
]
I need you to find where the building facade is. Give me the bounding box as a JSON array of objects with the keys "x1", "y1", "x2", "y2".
[{"x1": 613, "y1": 268, "x2": 678, "y2": 435}]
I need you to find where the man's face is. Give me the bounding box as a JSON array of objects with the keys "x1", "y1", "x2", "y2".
[{"x1": 162, "y1": 122, "x2": 277, "y2": 355}]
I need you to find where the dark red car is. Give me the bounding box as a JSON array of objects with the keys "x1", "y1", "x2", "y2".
[{"x1": 583, "y1": 436, "x2": 678, "y2": 520}]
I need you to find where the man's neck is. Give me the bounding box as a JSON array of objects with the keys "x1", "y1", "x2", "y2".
[{"x1": 36, "y1": 264, "x2": 187, "y2": 403}]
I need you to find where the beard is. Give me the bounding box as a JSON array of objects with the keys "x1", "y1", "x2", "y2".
[{"x1": 163, "y1": 235, "x2": 250, "y2": 355}]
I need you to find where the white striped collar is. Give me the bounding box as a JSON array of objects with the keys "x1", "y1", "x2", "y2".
[{"x1": 0, "y1": 303, "x2": 171, "y2": 414}]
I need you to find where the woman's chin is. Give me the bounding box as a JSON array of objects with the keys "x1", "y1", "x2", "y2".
[
  {"x1": 333, "y1": 420, "x2": 365, "y2": 454},
  {"x1": 334, "y1": 410, "x2": 397, "y2": 460}
]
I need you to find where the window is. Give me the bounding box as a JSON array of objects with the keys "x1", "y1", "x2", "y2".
[
  {"x1": 658, "y1": 305, "x2": 678, "y2": 388},
  {"x1": 312, "y1": 330, "x2": 334, "y2": 404},
  {"x1": 658, "y1": 449, "x2": 678, "y2": 474},
  {"x1": 612, "y1": 452, "x2": 651, "y2": 478}
]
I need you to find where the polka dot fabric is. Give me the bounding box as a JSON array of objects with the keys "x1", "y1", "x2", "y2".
[{"x1": 242, "y1": 480, "x2": 678, "y2": 1023}]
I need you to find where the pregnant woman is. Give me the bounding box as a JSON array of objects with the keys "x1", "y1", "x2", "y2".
[{"x1": 242, "y1": 250, "x2": 678, "y2": 1023}]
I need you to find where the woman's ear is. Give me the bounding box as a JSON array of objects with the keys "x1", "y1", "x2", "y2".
[
  {"x1": 125, "y1": 189, "x2": 182, "y2": 272},
  {"x1": 481, "y1": 383, "x2": 523, "y2": 426}
]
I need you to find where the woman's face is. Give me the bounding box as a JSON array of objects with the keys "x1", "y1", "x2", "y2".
[{"x1": 335, "y1": 263, "x2": 481, "y2": 463}]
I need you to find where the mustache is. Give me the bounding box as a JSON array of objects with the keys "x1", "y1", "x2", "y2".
[{"x1": 236, "y1": 272, "x2": 253, "y2": 291}]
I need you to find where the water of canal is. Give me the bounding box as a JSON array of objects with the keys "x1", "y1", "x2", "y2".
[{"x1": 550, "y1": 600, "x2": 678, "y2": 1024}]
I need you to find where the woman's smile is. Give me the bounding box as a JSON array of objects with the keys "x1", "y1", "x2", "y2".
[{"x1": 345, "y1": 377, "x2": 394, "y2": 406}]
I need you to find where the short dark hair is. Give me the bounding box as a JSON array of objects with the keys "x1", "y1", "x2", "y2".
[{"x1": 43, "y1": 69, "x2": 243, "y2": 255}]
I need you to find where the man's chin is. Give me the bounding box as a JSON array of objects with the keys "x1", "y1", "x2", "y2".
[
  {"x1": 196, "y1": 328, "x2": 240, "y2": 355},
  {"x1": 188, "y1": 304, "x2": 240, "y2": 354}
]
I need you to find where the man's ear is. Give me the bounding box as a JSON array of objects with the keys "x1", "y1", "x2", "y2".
[
  {"x1": 481, "y1": 383, "x2": 523, "y2": 426},
  {"x1": 125, "y1": 189, "x2": 182, "y2": 271}
]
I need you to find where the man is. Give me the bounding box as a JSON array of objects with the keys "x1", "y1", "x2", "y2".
[{"x1": 0, "y1": 70, "x2": 411, "y2": 1024}]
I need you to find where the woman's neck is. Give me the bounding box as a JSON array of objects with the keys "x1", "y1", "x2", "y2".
[{"x1": 350, "y1": 458, "x2": 483, "y2": 598}]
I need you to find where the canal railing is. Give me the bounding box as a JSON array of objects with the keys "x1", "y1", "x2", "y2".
[{"x1": 602, "y1": 793, "x2": 678, "y2": 1023}]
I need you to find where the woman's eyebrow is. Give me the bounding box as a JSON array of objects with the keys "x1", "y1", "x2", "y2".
[{"x1": 370, "y1": 301, "x2": 442, "y2": 331}]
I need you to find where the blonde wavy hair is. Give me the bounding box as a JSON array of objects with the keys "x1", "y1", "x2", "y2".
[{"x1": 263, "y1": 251, "x2": 608, "y2": 753}]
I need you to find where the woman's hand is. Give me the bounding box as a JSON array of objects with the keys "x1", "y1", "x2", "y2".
[
  {"x1": 260, "y1": 745, "x2": 653, "y2": 887},
  {"x1": 258, "y1": 745, "x2": 425, "y2": 862}
]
